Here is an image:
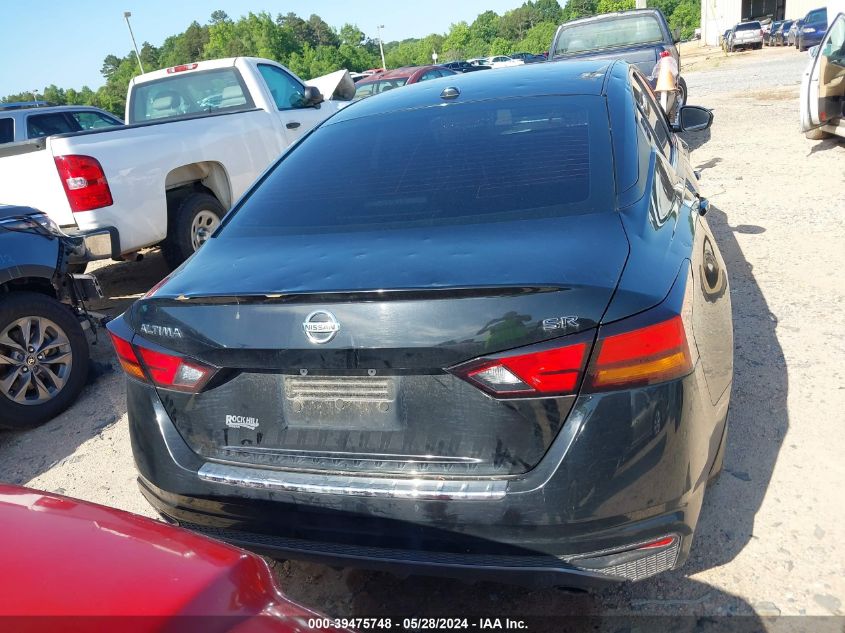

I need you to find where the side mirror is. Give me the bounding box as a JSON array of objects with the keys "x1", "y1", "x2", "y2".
[
  {"x1": 809, "y1": 45, "x2": 820, "y2": 58},
  {"x1": 673, "y1": 27, "x2": 682, "y2": 43},
  {"x1": 672, "y1": 105, "x2": 714, "y2": 133},
  {"x1": 302, "y1": 86, "x2": 324, "y2": 107}
]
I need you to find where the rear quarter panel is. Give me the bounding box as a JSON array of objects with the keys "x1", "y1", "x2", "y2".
[{"x1": 0, "y1": 142, "x2": 75, "y2": 227}]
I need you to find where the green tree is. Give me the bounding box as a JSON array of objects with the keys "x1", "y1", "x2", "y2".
[
  {"x1": 561, "y1": 0, "x2": 597, "y2": 20},
  {"x1": 517, "y1": 22, "x2": 558, "y2": 53},
  {"x1": 596, "y1": 0, "x2": 635, "y2": 11},
  {"x1": 668, "y1": 0, "x2": 699, "y2": 39}
]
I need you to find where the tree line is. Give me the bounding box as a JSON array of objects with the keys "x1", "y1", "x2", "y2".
[{"x1": 1, "y1": 0, "x2": 699, "y2": 117}]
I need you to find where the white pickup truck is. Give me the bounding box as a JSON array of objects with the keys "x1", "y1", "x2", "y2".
[{"x1": 0, "y1": 58, "x2": 353, "y2": 268}]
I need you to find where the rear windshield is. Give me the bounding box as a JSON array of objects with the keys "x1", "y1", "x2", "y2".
[
  {"x1": 354, "y1": 78, "x2": 409, "y2": 100},
  {"x1": 129, "y1": 68, "x2": 254, "y2": 123},
  {"x1": 736, "y1": 22, "x2": 762, "y2": 31},
  {"x1": 221, "y1": 95, "x2": 615, "y2": 237},
  {"x1": 554, "y1": 14, "x2": 664, "y2": 56}
]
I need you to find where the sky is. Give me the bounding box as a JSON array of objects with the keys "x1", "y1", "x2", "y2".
[{"x1": 0, "y1": 0, "x2": 529, "y2": 96}]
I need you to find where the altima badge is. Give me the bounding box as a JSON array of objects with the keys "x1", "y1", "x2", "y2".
[{"x1": 303, "y1": 310, "x2": 340, "y2": 344}]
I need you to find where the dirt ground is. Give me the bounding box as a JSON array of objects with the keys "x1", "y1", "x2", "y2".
[{"x1": 1, "y1": 44, "x2": 844, "y2": 625}]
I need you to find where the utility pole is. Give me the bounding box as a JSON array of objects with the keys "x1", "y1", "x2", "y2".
[
  {"x1": 377, "y1": 24, "x2": 387, "y2": 70},
  {"x1": 635, "y1": 0, "x2": 647, "y2": 8},
  {"x1": 123, "y1": 11, "x2": 145, "y2": 74}
]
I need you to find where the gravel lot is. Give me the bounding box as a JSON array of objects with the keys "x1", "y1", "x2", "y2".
[{"x1": 2, "y1": 43, "x2": 843, "y2": 625}]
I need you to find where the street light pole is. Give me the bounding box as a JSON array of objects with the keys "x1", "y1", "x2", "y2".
[
  {"x1": 123, "y1": 11, "x2": 145, "y2": 74},
  {"x1": 376, "y1": 24, "x2": 387, "y2": 70}
]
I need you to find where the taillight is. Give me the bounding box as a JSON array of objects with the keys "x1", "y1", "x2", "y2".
[
  {"x1": 452, "y1": 270, "x2": 697, "y2": 398},
  {"x1": 452, "y1": 338, "x2": 590, "y2": 398},
  {"x1": 109, "y1": 331, "x2": 145, "y2": 381},
  {"x1": 166, "y1": 63, "x2": 198, "y2": 73},
  {"x1": 108, "y1": 331, "x2": 215, "y2": 393},
  {"x1": 584, "y1": 316, "x2": 693, "y2": 391},
  {"x1": 54, "y1": 155, "x2": 113, "y2": 212}
]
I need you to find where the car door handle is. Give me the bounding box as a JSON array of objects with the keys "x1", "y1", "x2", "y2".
[{"x1": 286, "y1": 121, "x2": 301, "y2": 129}]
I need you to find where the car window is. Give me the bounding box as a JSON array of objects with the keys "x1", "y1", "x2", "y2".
[
  {"x1": 354, "y1": 82, "x2": 377, "y2": 100},
  {"x1": 419, "y1": 71, "x2": 440, "y2": 82},
  {"x1": 0, "y1": 117, "x2": 13, "y2": 144},
  {"x1": 821, "y1": 17, "x2": 845, "y2": 61},
  {"x1": 631, "y1": 73, "x2": 672, "y2": 160},
  {"x1": 222, "y1": 95, "x2": 615, "y2": 237},
  {"x1": 736, "y1": 22, "x2": 761, "y2": 31},
  {"x1": 130, "y1": 68, "x2": 253, "y2": 123},
  {"x1": 807, "y1": 9, "x2": 826, "y2": 23},
  {"x1": 375, "y1": 78, "x2": 408, "y2": 93},
  {"x1": 554, "y1": 14, "x2": 664, "y2": 56},
  {"x1": 70, "y1": 111, "x2": 122, "y2": 130},
  {"x1": 257, "y1": 64, "x2": 308, "y2": 110},
  {"x1": 26, "y1": 113, "x2": 79, "y2": 138},
  {"x1": 651, "y1": 155, "x2": 679, "y2": 226}
]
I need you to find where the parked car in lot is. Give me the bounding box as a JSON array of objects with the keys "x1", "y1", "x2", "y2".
[
  {"x1": 0, "y1": 104, "x2": 122, "y2": 145},
  {"x1": 508, "y1": 51, "x2": 546, "y2": 63},
  {"x1": 353, "y1": 65, "x2": 458, "y2": 100},
  {"x1": 728, "y1": 20, "x2": 764, "y2": 51},
  {"x1": 765, "y1": 20, "x2": 784, "y2": 45},
  {"x1": 798, "y1": 7, "x2": 829, "y2": 51},
  {"x1": 789, "y1": 19, "x2": 805, "y2": 47},
  {"x1": 0, "y1": 484, "x2": 343, "y2": 630},
  {"x1": 775, "y1": 21, "x2": 794, "y2": 46},
  {"x1": 0, "y1": 205, "x2": 104, "y2": 429},
  {"x1": 721, "y1": 28, "x2": 733, "y2": 50},
  {"x1": 109, "y1": 60, "x2": 732, "y2": 588},
  {"x1": 549, "y1": 8, "x2": 687, "y2": 116},
  {"x1": 0, "y1": 58, "x2": 353, "y2": 270},
  {"x1": 801, "y1": 7, "x2": 845, "y2": 139},
  {"x1": 484, "y1": 55, "x2": 525, "y2": 68},
  {"x1": 442, "y1": 60, "x2": 491, "y2": 73}
]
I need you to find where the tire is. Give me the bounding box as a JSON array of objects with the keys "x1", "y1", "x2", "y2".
[
  {"x1": 805, "y1": 127, "x2": 833, "y2": 140},
  {"x1": 162, "y1": 192, "x2": 225, "y2": 270},
  {"x1": 707, "y1": 420, "x2": 728, "y2": 487},
  {"x1": 0, "y1": 292, "x2": 89, "y2": 430}
]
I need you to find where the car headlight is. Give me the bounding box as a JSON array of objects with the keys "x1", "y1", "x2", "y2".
[
  {"x1": 803, "y1": 27, "x2": 816, "y2": 33},
  {"x1": 0, "y1": 212, "x2": 64, "y2": 236}
]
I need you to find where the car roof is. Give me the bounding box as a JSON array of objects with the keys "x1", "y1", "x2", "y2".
[
  {"x1": 558, "y1": 8, "x2": 662, "y2": 27},
  {"x1": 0, "y1": 104, "x2": 114, "y2": 115},
  {"x1": 360, "y1": 65, "x2": 442, "y2": 81},
  {"x1": 334, "y1": 60, "x2": 612, "y2": 123}
]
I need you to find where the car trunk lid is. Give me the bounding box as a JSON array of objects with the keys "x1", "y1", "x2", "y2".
[{"x1": 129, "y1": 214, "x2": 629, "y2": 477}]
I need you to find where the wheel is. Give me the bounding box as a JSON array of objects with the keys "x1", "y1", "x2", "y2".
[
  {"x1": 805, "y1": 127, "x2": 833, "y2": 140},
  {"x1": 162, "y1": 192, "x2": 225, "y2": 269},
  {"x1": 0, "y1": 292, "x2": 89, "y2": 430}
]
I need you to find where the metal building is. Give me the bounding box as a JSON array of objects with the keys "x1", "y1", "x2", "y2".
[{"x1": 701, "y1": 0, "x2": 823, "y2": 45}]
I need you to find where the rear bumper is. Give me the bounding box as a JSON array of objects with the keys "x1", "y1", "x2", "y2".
[
  {"x1": 62, "y1": 225, "x2": 122, "y2": 261},
  {"x1": 127, "y1": 365, "x2": 729, "y2": 588}
]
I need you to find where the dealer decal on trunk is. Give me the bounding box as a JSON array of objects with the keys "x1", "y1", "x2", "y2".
[{"x1": 225, "y1": 415, "x2": 259, "y2": 430}]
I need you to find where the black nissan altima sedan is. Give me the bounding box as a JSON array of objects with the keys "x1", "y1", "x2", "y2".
[{"x1": 108, "y1": 60, "x2": 733, "y2": 588}]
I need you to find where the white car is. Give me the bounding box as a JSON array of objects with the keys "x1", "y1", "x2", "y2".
[
  {"x1": 485, "y1": 55, "x2": 525, "y2": 69},
  {"x1": 0, "y1": 58, "x2": 353, "y2": 268},
  {"x1": 800, "y1": 4, "x2": 845, "y2": 140}
]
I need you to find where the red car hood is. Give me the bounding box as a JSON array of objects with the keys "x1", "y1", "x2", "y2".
[{"x1": 0, "y1": 485, "x2": 343, "y2": 631}]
